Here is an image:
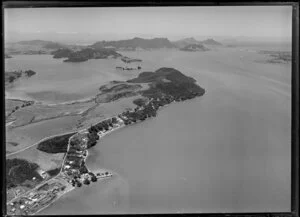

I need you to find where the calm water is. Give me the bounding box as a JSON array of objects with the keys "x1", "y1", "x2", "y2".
[
  {"x1": 5, "y1": 55, "x2": 137, "y2": 103},
  {"x1": 9, "y1": 47, "x2": 291, "y2": 214}
]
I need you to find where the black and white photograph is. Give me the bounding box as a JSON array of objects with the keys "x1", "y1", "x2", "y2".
[{"x1": 3, "y1": 3, "x2": 297, "y2": 215}]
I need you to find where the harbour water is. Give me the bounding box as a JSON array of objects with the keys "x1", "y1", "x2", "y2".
[
  {"x1": 6, "y1": 46, "x2": 291, "y2": 213},
  {"x1": 5, "y1": 55, "x2": 134, "y2": 103}
]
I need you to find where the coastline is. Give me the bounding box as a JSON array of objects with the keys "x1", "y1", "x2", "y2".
[
  {"x1": 6, "y1": 66, "x2": 206, "y2": 215},
  {"x1": 26, "y1": 98, "x2": 180, "y2": 215},
  {"x1": 32, "y1": 180, "x2": 75, "y2": 215},
  {"x1": 28, "y1": 122, "x2": 125, "y2": 215}
]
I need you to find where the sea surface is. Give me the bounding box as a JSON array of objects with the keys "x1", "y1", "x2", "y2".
[{"x1": 6, "y1": 45, "x2": 291, "y2": 213}]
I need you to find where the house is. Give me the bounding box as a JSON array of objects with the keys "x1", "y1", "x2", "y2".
[
  {"x1": 68, "y1": 160, "x2": 75, "y2": 165},
  {"x1": 36, "y1": 168, "x2": 47, "y2": 179},
  {"x1": 15, "y1": 188, "x2": 23, "y2": 195}
]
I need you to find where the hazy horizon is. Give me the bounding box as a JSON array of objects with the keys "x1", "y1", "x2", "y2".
[{"x1": 4, "y1": 6, "x2": 292, "y2": 44}]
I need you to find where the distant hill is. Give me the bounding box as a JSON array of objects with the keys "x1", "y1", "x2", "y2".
[
  {"x1": 173, "y1": 37, "x2": 201, "y2": 48},
  {"x1": 173, "y1": 37, "x2": 222, "y2": 48},
  {"x1": 180, "y1": 44, "x2": 209, "y2": 52},
  {"x1": 5, "y1": 40, "x2": 67, "y2": 55},
  {"x1": 17, "y1": 40, "x2": 51, "y2": 45},
  {"x1": 200, "y1": 38, "x2": 222, "y2": 46},
  {"x1": 92, "y1": 37, "x2": 176, "y2": 50},
  {"x1": 62, "y1": 47, "x2": 122, "y2": 62},
  {"x1": 17, "y1": 40, "x2": 66, "y2": 49}
]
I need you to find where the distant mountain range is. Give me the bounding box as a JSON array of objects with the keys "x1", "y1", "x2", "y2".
[
  {"x1": 92, "y1": 37, "x2": 176, "y2": 50},
  {"x1": 5, "y1": 37, "x2": 222, "y2": 59},
  {"x1": 17, "y1": 40, "x2": 66, "y2": 49},
  {"x1": 5, "y1": 40, "x2": 67, "y2": 55}
]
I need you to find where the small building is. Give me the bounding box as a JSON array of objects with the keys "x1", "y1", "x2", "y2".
[
  {"x1": 36, "y1": 168, "x2": 47, "y2": 179},
  {"x1": 20, "y1": 205, "x2": 25, "y2": 209}
]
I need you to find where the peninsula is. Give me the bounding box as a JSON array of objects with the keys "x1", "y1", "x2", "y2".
[{"x1": 6, "y1": 67, "x2": 205, "y2": 215}]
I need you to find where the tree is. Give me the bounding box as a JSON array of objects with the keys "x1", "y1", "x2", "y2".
[
  {"x1": 91, "y1": 176, "x2": 97, "y2": 182},
  {"x1": 111, "y1": 117, "x2": 117, "y2": 123},
  {"x1": 83, "y1": 178, "x2": 90, "y2": 185}
]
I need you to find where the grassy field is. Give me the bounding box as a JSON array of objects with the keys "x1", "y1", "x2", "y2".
[
  {"x1": 5, "y1": 92, "x2": 141, "y2": 153},
  {"x1": 6, "y1": 115, "x2": 81, "y2": 154},
  {"x1": 7, "y1": 144, "x2": 65, "y2": 172},
  {"x1": 78, "y1": 95, "x2": 140, "y2": 129},
  {"x1": 5, "y1": 99, "x2": 33, "y2": 119},
  {"x1": 7, "y1": 100, "x2": 95, "y2": 128}
]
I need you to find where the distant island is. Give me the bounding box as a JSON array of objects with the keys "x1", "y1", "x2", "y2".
[
  {"x1": 5, "y1": 70, "x2": 37, "y2": 85},
  {"x1": 258, "y1": 50, "x2": 291, "y2": 64},
  {"x1": 92, "y1": 37, "x2": 176, "y2": 50},
  {"x1": 180, "y1": 44, "x2": 209, "y2": 52},
  {"x1": 201, "y1": 38, "x2": 222, "y2": 46},
  {"x1": 173, "y1": 37, "x2": 222, "y2": 48},
  {"x1": 17, "y1": 40, "x2": 66, "y2": 49},
  {"x1": 121, "y1": 56, "x2": 142, "y2": 63},
  {"x1": 50, "y1": 47, "x2": 122, "y2": 62},
  {"x1": 5, "y1": 40, "x2": 67, "y2": 55},
  {"x1": 173, "y1": 37, "x2": 201, "y2": 48},
  {"x1": 115, "y1": 56, "x2": 143, "y2": 70},
  {"x1": 63, "y1": 47, "x2": 122, "y2": 62}
]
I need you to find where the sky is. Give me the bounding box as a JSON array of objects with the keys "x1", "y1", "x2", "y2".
[{"x1": 4, "y1": 6, "x2": 293, "y2": 43}]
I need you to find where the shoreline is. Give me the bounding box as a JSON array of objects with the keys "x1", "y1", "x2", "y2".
[
  {"x1": 31, "y1": 97, "x2": 200, "y2": 215},
  {"x1": 6, "y1": 68, "x2": 205, "y2": 215},
  {"x1": 32, "y1": 180, "x2": 75, "y2": 215},
  {"x1": 28, "y1": 122, "x2": 124, "y2": 215}
]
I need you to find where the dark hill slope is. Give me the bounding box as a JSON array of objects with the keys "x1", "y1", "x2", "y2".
[{"x1": 128, "y1": 67, "x2": 205, "y2": 100}]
